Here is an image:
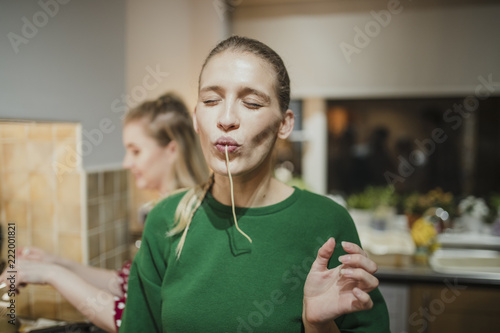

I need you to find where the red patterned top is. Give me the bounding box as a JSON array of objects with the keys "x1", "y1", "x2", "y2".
[{"x1": 114, "y1": 260, "x2": 132, "y2": 331}]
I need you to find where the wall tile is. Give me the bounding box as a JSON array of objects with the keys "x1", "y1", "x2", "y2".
[
  {"x1": 115, "y1": 222, "x2": 128, "y2": 248},
  {"x1": 120, "y1": 249, "x2": 130, "y2": 265},
  {"x1": 32, "y1": 229, "x2": 56, "y2": 254},
  {"x1": 16, "y1": 228, "x2": 29, "y2": 249},
  {"x1": 58, "y1": 234, "x2": 82, "y2": 263},
  {"x1": 27, "y1": 142, "x2": 54, "y2": 172},
  {"x1": 115, "y1": 254, "x2": 124, "y2": 269},
  {"x1": 87, "y1": 202, "x2": 100, "y2": 230},
  {"x1": 30, "y1": 283, "x2": 54, "y2": 294},
  {"x1": 57, "y1": 173, "x2": 81, "y2": 205},
  {"x1": 54, "y1": 123, "x2": 77, "y2": 141},
  {"x1": 0, "y1": 121, "x2": 86, "y2": 322},
  {"x1": 0, "y1": 123, "x2": 27, "y2": 140},
  {"x1": 53, "y1": 140, "x2": 80, "y2": 174},
  {"x1": 56, "y1": 203, "x2": 81, "y2": 233},
  {"x1": 116, "y1": 193, "x2": 129, "y2": 220},
  {"x1": 105, "y1": 255, "x2": 116, "y2": 270},
  {"x1": 0, "y1": 142, "x2": 4, "y2": 175},
  {"x1": 30, "y1": 172, "x2": 54, "y2": 202},
  {"x1": 3, "y1": 142, "x2": 28, "y2": 172},
  {"x1": 128, "y1": 171, "x2": 157, "y2": 233},
  {"x1": 84, "y1": 170, "x2": 132, "y2": 272},
  {"x1": 30, "y1": 285, "x2": 58, "y2": 320},
  {"x1": 31, "y1": 202, "x2": 55, "y2": 231},
  {"x1": 2, "y1": 172, "x2": 29, "y2": 201},
  {"x1": 4, "y1": 200, "x2": 28, "y2": 229},
  {"x1": 99, "y1": 232, "x2": 106, "y2": 263},
  {"x1": 118, "y1": 169, "x2": 128, "y2": 192},
  {"x1": 88, "y1": 232, "x2": 101, "y2": 262},
  {"x1": 111, "y1": 197, "x2": 120, "y2": 221},
  {"x1": 88, "y1": 257, "x2": 100, "y2": 268},
  {"x1": 102, "y1": 198, "x2": 115, "y2": 224},
  {"x1": 103, "y1": 171, "x2": 115, "y2": 196},
  {"x1": 87, "y1": 172, "x2": 99, "y2": 201},
  {"x1": 28, "y1": 123, "x2": 53, "y2": 141},
  {"x1": 15, "y1": 284, "x2": 32, "y2": 318},
  {"x1": 104, "y1": 226, "x2": 115, "y2": 253}
]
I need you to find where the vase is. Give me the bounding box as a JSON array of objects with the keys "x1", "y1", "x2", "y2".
[
  {"x1": 349, "y1": 209, "x2": 373, "y2": 229},
  {"x1": 413, "y1": 246, "x2": 429, "y2": 266},
  {"x1": 460, "y1": 214, "x2": 483, "y2": 234}
]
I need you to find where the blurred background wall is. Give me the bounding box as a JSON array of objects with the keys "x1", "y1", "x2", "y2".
[
  {"x1": 233, "y1": 0, "x2": 500, "y2": 99},
  {"x1": 0, "y1": 0, "x2": 227, "y2": 171}
]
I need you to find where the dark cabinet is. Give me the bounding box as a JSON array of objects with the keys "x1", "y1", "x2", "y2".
[{"x1": 408, "y1": 283, "x2": 500, "y2": 333}]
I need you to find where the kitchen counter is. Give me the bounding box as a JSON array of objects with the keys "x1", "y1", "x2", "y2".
[{"x1": 375, "y1": 264, "x2": 500, "y2": 287}]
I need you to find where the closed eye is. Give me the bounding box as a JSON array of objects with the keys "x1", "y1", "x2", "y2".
[
  {"x1": 243, "y1": 101, "x2": 263, "y2": 109},
  {"x1": 203, "y1": 99, "x2": 219, "y2": 106}
]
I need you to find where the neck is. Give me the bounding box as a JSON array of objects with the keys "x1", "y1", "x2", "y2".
[
  {"x1": 211, "y1": 159, "x2": 292, "y2": 208},
  {"x1": 158, "y1": 172, "x2": 177, "y2": 199}
]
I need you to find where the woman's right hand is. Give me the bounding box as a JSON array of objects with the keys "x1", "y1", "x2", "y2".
[
  {"x1": 0, "y1": 259, "x2": 60, "y2": 290},
  {"x1": 302, "y1": 238, "x2": 379, "y2": 330}
]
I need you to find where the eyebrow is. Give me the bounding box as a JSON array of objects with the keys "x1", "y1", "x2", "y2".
[
  {"x1": 199, "y1": 85, "x2": 224, "y2": 94},
  {"x1": 239, "y1": 87, "x2": 271, "y2": 105},
  {"x1": 200, "y1": 85, "x2": 272, "y2": 105}
]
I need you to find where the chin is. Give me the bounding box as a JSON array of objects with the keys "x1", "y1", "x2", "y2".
[
  {"x1": 215, "y1": 165, "x2": 250, "y2": 179},
  {"x1": 135, "y1": 180, "x2": 147, "y2": 190},
  {"x1": 211, "y1": 167, "x2": 229, "y2": 177},
  {"x1": 209, "y1": 158, "x2": 234, "y2": 175}
]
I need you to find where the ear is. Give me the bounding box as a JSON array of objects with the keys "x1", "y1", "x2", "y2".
[
  {"x1": 165, "y1": 140, "x2": 178, "y2": 156},
  {"x1": 277, "y1": 109, "x2": 295, "y2": 140},
  {"x1": 193, "y1": 106, "x2": 199, "y2": 133}
]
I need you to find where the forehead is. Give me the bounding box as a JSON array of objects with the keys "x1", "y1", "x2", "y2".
[
  {"x1": 200, "y1": 51, "x2": 277, "y2": 92},
  {"x1": 123, "y1": 120, "x2": 150, "y2": 142}
]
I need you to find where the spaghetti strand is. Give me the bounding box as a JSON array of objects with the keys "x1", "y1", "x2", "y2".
[{"x1": 225, "y1": 145, "x2": 252, "y2": 244}]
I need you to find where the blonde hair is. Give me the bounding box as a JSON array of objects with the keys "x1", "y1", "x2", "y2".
[
  {"x1": 167, "y1": 173, "x2": 215, "y2": 258},
  {"x1": 168, "y1": 36, "x2": 290, "y2": 259},
  {"x1": 124, "y1": 92, "x2": 209, "y2": 190}
]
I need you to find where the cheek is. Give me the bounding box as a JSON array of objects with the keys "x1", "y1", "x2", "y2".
[
  {"x1": 250, "y1": 116, "x2": 282, "y2": 146},
  {"x1": 197, "y1": 128, "x2": 211, "y2": 150},
  {"x1": 138, "y1": 151, "x2": 162, "y2": 173}
]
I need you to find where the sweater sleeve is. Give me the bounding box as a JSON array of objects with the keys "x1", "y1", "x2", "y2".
[
  {"x1": 326, "y1": 200, "x2": 391, "y2": 333},
  {"x1": 120, "y1": 202, "x2": 170, "y2": 333}
]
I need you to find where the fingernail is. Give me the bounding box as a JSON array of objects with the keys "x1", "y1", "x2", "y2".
[
  {"x1": 341, "y1": 241, "x2": 349, "y2": 249},
  {"x1": 340, "y1": 268, "x2": 352, "y2": 276},
  {"x1": 354, "y1": 288, "x2": 361, "y2": 297},
  {"x1": 339, "y1": 255, "x2": 351, "y2": 263}
]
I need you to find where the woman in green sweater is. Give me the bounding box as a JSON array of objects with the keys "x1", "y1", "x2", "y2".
[{"x1": 120, "y1": 36, "x2": 390, "y2": 333}]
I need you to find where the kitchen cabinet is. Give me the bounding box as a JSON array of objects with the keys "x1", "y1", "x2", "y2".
[
  {"x1": 377, "y1": 266, "x2": 500, "y2": 333},
  {"x1": 408, "y1": 284, "x2": 500, "y2": 333}
]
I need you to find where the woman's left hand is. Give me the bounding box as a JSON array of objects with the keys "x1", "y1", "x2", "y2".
[{"x1": 302, "y1": 237, "x2": 378, "y2": 328}]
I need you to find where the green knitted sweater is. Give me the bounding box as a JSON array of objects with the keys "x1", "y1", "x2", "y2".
[{"x1": 120, "y1": 187, "x2": 390, "y2": 332}]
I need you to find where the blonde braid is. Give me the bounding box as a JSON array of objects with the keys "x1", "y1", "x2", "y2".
[{"x1": 168, "y1": 174, "x2": 214, "y2": 259}]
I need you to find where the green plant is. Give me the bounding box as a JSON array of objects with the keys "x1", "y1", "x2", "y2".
[
  {"x1": 485, "y1": 193, "x2": 500, "y2": 224},
  {"x1": 346, "y1": 186, "x2": 397, "y2": 210},
  {"x1": 403, "y1": 188, "x2": 455, "y2": 218}
]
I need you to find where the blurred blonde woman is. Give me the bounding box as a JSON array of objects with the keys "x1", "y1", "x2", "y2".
[
  {"x1": 121, "y1": 36, "x2": 389, "y2": 332},
  {"x1": 0, "y1": 92, "x2": 208, "y2": 332}
]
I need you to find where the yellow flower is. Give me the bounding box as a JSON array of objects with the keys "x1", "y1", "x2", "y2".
[{"x1": 411, "y1": 218, "x2": 437, "y2": 247}]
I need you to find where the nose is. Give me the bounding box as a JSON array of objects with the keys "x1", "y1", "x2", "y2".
[
  {"x1": 217, "y1": 101, "x2": 240, "y2": 132},
  {"x1": 122, "y1": 153, "x2": 132, "y2": 169}
]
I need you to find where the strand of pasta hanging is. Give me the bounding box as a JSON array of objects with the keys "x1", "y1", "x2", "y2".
[{"x1": 225, "y1": 145, "x2": 252, "y2": 244}]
